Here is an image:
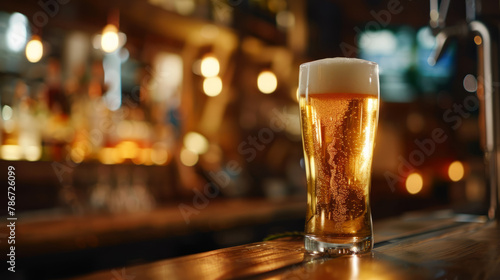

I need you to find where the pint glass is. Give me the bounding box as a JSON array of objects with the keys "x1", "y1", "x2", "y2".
[{"x1": 299, "y1": 58, "x2": 379, "y2": 255}]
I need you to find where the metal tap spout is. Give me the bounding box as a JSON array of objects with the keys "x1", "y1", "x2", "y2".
[
  {"x1": 428, "y1": 24, "x2": 468, "y2": 66},
  {"x1": 429, "y1": 0, "x2": 500, "y2": 221}
]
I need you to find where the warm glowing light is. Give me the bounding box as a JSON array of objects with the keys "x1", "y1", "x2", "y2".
[
  {"x1": 2, "y1": 105, "x2": 13, "y2": 120},
  {"x1": 180, "y1": 147, "x2": 198, "y2": 166},
  {"x1": 293, "y1": 87, "x2": 299, "y2": 102},
  {"x1": 448, "y1": 161, "x2": 465, "y2": 182},
  {"x1": 117, "y1": 121, "x2": 133, "y2": 138},
  {"x1": 112, "y1": 147, "x2": 124, "y2": 164},
  {"x1": 117, "y1": 141, "x2": 139, "y2": 159},
  {"x1": 99, "y1": 147, "x2": 116, "y2": 165},
  {"x1": 184, "y1": 132, "x2": 209, "y2": 155},
  {"x1": 25, "y1": 145, "x2": 41, "y2": 161},
  {"x1": 25, "y1": 36, "x2": 43, "y2": 63},
  {"x1": 474, "y1": 35, "x2": 482, "y2": 45},
  {"x1": 71, "y1": 147, "x2": 85, "y2": 163},
  {"x1": 200, "y1": 56, "x2": 220, "y2": 77},
  {"x1": 134, "y1": 148, "x2": 152, "y2": 165},
  {"x1": 153, "y1": 53, "x2": 183, "y2": 103},
  {"x1": 203, "y1": 76, "x2": 223, "y2": 97},
  {"x1": 151, "y1": 143, "x2": 168, "y2": 165},
  {"x1": 361, "y1": 98, "x2": 377, "y2": 163},
  {"x1": 351, "y1": 255, "x2": 360, "y2": 278},
  {"x1": 1, "y1": 145, "x2": 22, "y2": 161},
  {"x1": 101, "y1": 24, "x2": 119, "y2": 53},
  {"x1": 132, "y1": 148, "x2": 146, "y2": 165},
  {"x1": 406, "y1": 173, "x2": 423, "y2": 195},
  {"x1": 257, "y1": 70, "x2": 278, "y2": 94}
]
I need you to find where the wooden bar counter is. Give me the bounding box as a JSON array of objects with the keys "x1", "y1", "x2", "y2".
[{"x1": 73, "y1": 212, "x2": 500, "y2": 279}]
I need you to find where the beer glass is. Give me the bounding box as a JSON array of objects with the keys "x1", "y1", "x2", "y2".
[{"x1": 299, "y1": 58, "x2": 379, "y2": 255}]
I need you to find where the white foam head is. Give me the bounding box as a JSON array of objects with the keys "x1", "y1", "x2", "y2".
[{"x1": 299, "y1": 58, "x2": 379, "y2": 96}]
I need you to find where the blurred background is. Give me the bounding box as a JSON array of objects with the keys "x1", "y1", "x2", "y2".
[{"x1": 0, "y1": 0, "x2": 494, "y2": 278}]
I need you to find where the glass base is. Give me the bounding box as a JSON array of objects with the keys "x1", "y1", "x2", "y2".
[{"x1": 304, "y1": 235, "x2": 372, "y2": 256}]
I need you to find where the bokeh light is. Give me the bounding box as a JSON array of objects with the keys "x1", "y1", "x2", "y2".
[
  {"x1": 257, "y1": 70, "x2": 278, "y2": 94},
  {"x1": 101, "y1": 24, "x2": 119, "y2": 53},
  {"x1": 117, "y1": 141, "x2": 139, "y2": 159},
  {"x1": 448, "y1": 161, "x2": 465, "y2": 182},
  {"x1": 463, "y1": 74, "x2": 477, "y2": 93},
  {"x1": 99, "y1": 147, "x2": 116, "y2": 165},
  {"x1": 2, "y1": 105, "x2": 13, "y2": 120},
  {"x1": 151, "y1": 142, "x2": 168, "y2": 165},
  {"x1": 406, "y1": 173, "x2": 423, "y2": 195},
  {"x1": 474, "y1": 35, "x2": 482, "y2": 45},
  {"x1": 180, "y1": 147, "x2": 199, "y2": 166},
  {"x1": 1, "y1": 145, "x2": 22, "y2": 161},
  {"x1": 203, "y1": 76, "x2": 223, "y2": 97},
  {"x1": 200, "y1": 56, "x2": 220, "y2": 77},
  {"x1": 70, "y1": 147, "x2": 85, "y2": 164},
  {"x1": 25, "y1": 145, "x2": 41, "y2": 162},
  {"x1": 6, "y1": 13, "x2": 28, "y2": 52},
  {"x1": 25, "y1": 36, "x2": 43, "y2": 63},
  {"x1": 184, "y1": 132, "x2": 209, "y2": 155}
]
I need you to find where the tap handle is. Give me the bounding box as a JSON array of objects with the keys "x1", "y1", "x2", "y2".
[
  {"x1": 465, "y1": 0, "x2": 476, "y2": 22},
  {"x1": 430, "y1": 0, "x2": 450, "y2": 28}
]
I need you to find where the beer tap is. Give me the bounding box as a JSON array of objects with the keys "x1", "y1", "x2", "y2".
[{"x1": 429, "y1": 0, "x2": 500, "y2": 221}]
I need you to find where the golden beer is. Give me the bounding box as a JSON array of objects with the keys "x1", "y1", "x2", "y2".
[{"x1": 299, "y1": 58, "x2": 379, "y2": 255}]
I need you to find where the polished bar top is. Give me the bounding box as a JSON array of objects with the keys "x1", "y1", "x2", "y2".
[{"x1": 73, "y1": 213, "x2": 500, "y2": 279}]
